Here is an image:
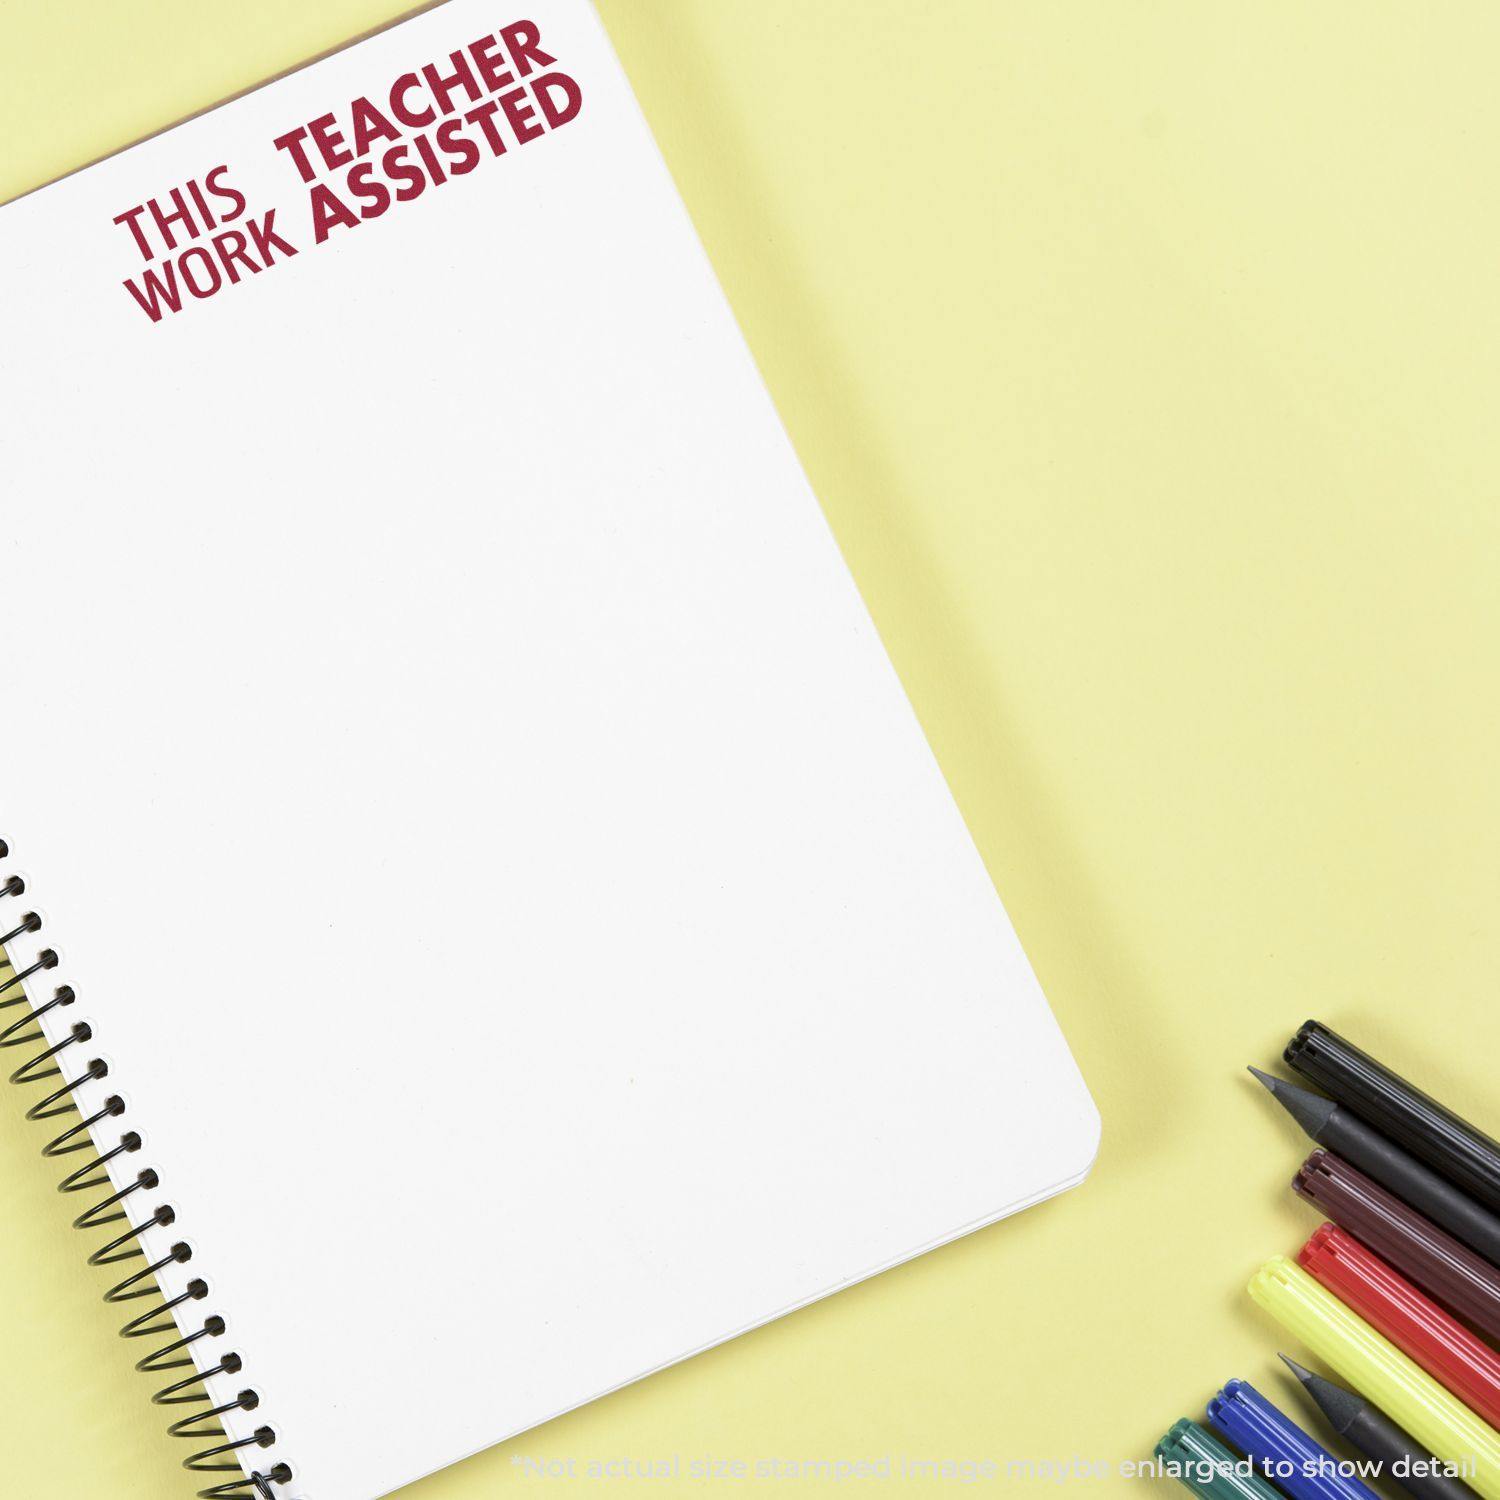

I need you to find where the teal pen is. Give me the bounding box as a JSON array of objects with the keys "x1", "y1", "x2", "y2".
[{"x1": 1156, "y1": 1418, "x2": 1286, "y2": 1500}]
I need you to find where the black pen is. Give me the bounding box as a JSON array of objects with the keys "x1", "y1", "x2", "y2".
[{"x1": 1285, "y1": 1023, "x2": 1500, "y2": 1215}]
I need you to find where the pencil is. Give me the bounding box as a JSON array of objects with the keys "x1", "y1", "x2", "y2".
[{"x1": 1281, "y1": 1355, "x2": 1480, "y2": 1500}]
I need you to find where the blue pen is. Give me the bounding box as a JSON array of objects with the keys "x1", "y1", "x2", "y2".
[{"x1": 1209, "y1": 1378, "x2": 1383, "y2": 1500}]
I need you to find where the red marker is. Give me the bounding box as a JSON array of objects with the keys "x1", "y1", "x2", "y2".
[{"x1": 1300, "y1": 1222, "x2": 1500, "y2": 1429}]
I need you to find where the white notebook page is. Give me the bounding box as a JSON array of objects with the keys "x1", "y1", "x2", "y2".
[{"x1": 0, "y1": 4, "x2": 1098, "y2": 1497}]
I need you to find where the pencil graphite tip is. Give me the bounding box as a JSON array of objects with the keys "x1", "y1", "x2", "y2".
[
  {"x1": 1278, "y1": 1355, "x2": 1361, "y2": 1433},
  {"x1": 1247, "y1": 1065, "x2": 1337, "y2": 1140}
]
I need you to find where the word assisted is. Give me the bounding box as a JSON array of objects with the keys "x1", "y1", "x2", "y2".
[{"x1": 271, "y1": 19, "x2": 583, "y2": 244}]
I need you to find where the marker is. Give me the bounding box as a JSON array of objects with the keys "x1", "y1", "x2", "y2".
[
  {"x1": 1301, "y1": 1224, "x2": 1500, "y2": 1429},
  {"x1": 1250, "y1": 1067, "x2": 1500, "y2": 1266},
  {"x1": 1209, "y1": 1376, "x2": 1381, "y2": 1500},
  {"x1": 1156, "y1": 1418, "x2": 1285, "y2": 1500},
  {"x1": 1281, "y1": 1356, "x2": 1479, "y2": 1500},
  {"x1": 1285, "y1": 1023, "x2": 1500, "y2": 1215},
  {"x1": 1294, "y1": 1151, "x2": 1500, "y2": 1342},
  {"x1": 1247, "y1": 1256, "x2": 1500, "y2": 1499}
]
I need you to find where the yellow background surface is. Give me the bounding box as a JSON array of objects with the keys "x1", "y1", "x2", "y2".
[{"x1": 2, "y1": 3, "x2": 1498, "y2": 1497}]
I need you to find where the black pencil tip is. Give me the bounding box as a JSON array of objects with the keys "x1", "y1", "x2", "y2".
[
  {"x1": 1278, "y1": 1355, "x2": 1361, "y2": 1433},
  {"x1": 1247, "y1": 1065, "x2": 1337, "y2": 1139}
]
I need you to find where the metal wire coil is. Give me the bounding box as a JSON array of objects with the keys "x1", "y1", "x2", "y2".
[{"x1": 0, "y1": 838, "x2": 294, "y2": 1498}]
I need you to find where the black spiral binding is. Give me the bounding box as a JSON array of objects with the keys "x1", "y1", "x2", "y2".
[{"x1": 0, "y1": 839, "x2": 294, "y2": 1500}]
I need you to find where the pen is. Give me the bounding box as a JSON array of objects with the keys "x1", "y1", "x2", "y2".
[
  {"x1": 1209, "y1": 1375, "x2": 1381, "y2": 1500},
  {"x1": 1294, "y1": 1151, "x2": 1500, "y2": 1342},
  {"x1": 1301, "y1": 1224, "x2": 1500, "y2": 1429},
  {"x1": 1156, "y1": 1418, "x2": 1286, "y2": 1500},
  {"x1": 1247, "y1": 1256, "x2": 1500, "y2": 1499},
  {"x1": 1286, "y1": 1023, "x2": 1500, "y2": 1215}
]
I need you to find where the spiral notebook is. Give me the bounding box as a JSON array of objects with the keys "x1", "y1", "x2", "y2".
[{"x1": 0, "y1": 3, "x2": 1099, "y2": 1497}]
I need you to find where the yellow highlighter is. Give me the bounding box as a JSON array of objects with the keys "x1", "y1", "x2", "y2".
[{"x1": 1249, "y1": 1255, "x2": 1500, "y2": 1500}]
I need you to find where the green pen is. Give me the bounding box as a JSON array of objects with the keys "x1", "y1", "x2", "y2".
[{"x1": 1155, "y1": 1418, "x2": 1285, "y2": 1500}]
